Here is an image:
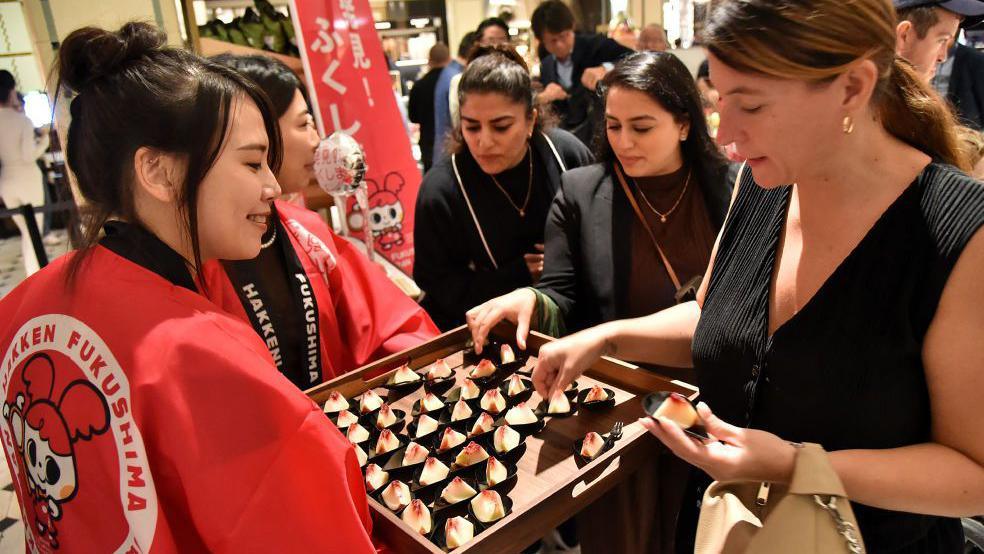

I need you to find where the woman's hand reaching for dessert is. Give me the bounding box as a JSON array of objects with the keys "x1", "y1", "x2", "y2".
[
  {"x1": 467, "y1": 288, "x2": 538, "y2": 354},
  {"x1": 532, "y1": 325, "x2": 613, "y2": 398}
]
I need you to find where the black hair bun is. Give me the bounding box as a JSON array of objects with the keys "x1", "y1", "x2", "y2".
[
  {"x1": 58, "y1": 22, "x2": 166, "y2": 93},
  {"x1": 466, "y1": 43, "x2": 529, "y2": 72}
]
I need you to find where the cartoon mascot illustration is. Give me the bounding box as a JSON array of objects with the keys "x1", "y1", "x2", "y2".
[
  {"x1": 347, "y1": 172, "x2": 406, "y2": 251},
  {"x1": 2, "y1": 353, "x2": 111, "y2": 549}
]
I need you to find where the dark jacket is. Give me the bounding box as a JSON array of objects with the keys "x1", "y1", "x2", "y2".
[
  {"x1": 539, "y1": 33, "x2": 633, "y2": 144},
  {"x1": 414, "y1": 128, "x2": 594, "y2": 330},
  {"x1": 537, "y1": 162, "x2": 738, "y2": 333},
  {"x1": 408, "y1": 66, "x2": 443, "y2": 170},
  {"x1": 947, "y1": 44, "x2": 984, "y2": 131}
]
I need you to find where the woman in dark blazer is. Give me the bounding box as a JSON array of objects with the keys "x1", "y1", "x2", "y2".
[
  {"x1": 468, "y1": 52, "x2": 734, "y2": 359},
  {"x1": 414, "y1": 45, "x2": 593, "y2": 330}
]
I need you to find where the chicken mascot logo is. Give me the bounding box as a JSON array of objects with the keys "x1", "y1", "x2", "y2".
[
  {"x1": 347, "y1": 172, "x2": 406, "y2": 251},
  {"x1": 2, "y1": 353, "x2": 110, "y2": 550}
]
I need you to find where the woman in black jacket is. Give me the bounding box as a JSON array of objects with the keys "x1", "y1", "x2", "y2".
[
  {"x1": 414, "y1": 45, "x2": 593, "y2": 330},
  {"x1": 468, "y1": 52, "x2": 734, "y2": 365}
]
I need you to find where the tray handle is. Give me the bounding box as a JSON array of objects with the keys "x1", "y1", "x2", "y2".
[{"x1": 571, "y1": 455, "x2": 622, "y2": 498}]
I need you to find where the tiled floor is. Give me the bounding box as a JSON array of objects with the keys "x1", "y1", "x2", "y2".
[
  {"x1": 0, "y1": 232, "x2": 70, "y2": 553},
  {"x1": 0, "y1": 231, "x2": 70, "y2": 299},
  {"x1": 0, "y1": 461, "x2": 23, "y2": 553}
]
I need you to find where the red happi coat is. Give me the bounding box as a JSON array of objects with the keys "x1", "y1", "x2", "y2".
[
  {"x1": 201, "y1": 200, "x2": 438, "y2": 383},
  {"x1": 0, "y1": 246, "x2": 375, "y2": 553}
]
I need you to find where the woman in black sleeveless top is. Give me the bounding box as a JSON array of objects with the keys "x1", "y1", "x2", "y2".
[{"x1": 528, "y1": 1, "x2": 984, "y2": 552}]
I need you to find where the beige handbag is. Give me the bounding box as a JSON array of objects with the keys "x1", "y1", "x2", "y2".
[{"x1": 694, "y1": 443, "x2": 865, "y2": 554}]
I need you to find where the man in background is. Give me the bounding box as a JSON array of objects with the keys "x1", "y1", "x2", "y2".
[
  {"x1": 894, "y1": 0, "x2": 984, "y2": 82},
  {"x1": 409, "y1": 43, "x2": 450, "y2": 172},
  {"x1": 532, "y1": 0, "x2": 633, "y2": 145},
  {"x1": 637, "y1": 23, "x2": 669, "y2": 52},
  {"x1": 433, "y1": 32, "x2": 476, "y2": 163},
  {"x1": 934, "y1": 32, "x2": 984, "y2": 130}
]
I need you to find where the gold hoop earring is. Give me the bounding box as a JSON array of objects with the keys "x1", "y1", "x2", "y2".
[{"x1": 842, "y1": 115, "x2": 855, "y2": 135}]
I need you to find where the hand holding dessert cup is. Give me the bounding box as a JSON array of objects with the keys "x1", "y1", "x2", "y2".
[
  {"x1": 641, "y1": 391, "x2": 707, "y2": 440},
  {"x1": 639, "y1": 399, "x2": 798, "y2": 484}
]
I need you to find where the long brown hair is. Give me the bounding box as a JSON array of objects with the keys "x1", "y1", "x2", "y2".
[
  {"x1": 594, "y1": 52, "x2": 729, "y2": 196},
  {"x1": 704, "y1": 0, "x2": 969, "y2": 171}
]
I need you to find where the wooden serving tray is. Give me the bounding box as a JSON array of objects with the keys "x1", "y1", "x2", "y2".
[{"x1": 307, "y1": 323, "x2": 697, "y2": 553}]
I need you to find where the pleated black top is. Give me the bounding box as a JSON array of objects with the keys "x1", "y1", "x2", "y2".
[{"x1": 691, "y1": 163, "x2": 984, "y2": 552}]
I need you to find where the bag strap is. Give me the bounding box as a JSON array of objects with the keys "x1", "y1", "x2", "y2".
[
  {"x1": 541, "y1": 132, "x2": 568, "y2": 172},
  {"x1": 452, "y1": 153, "x2": 499, "y2": 269},
  {"x1": 796, "y1": 443, "x2": 865, "y2": 553},
  {"x1": 613, "y1": 162, "x2": 682, "y2": 290}
]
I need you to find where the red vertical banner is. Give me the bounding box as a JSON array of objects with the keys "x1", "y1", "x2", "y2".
[{"x1": 291, "y1": 0, "x2": 421, "y2": 274}]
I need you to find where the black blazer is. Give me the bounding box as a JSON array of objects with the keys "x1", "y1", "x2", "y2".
[
  {"x1": 408, "y1": 66, "x2": 443, "y2": 169},
  {"x1": 947, "y1": 44, "x2": 984, "y2": 131},
  {"x1": 537, "y1": 162, "x2": 737, "y2": 333},
  {"x1": 540, "y1": 33, "x2": 633, "y2": 144},
  {"x1": 414, "y1": 128, "x2": 594, "y2": 330}
]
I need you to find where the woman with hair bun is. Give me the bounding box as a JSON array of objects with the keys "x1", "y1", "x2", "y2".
[
  {"x1": 0, "y1": 23, "x2": 374, "y2": 552},
  {"x1": 200, "y1": 54, "x2": 438, "y2": 389},
  {"x1": 414, "y1": 44, "x2": 593, "y2": 330},
  {"x1": 529, "y1": 0, "x2": 984, "y2": 551}
]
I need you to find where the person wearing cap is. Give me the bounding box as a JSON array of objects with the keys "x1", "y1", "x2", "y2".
[{"x1": 895, "y1": 0, "x2": 984, "y2": 82}]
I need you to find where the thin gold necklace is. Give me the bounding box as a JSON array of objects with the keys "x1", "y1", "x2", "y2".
[
  {"x1": 635, "y1": 168, "x2": 692, "y2": 223},
  {"x1": 488, "y1": 145, "x2": 533, "y2": 217}
]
